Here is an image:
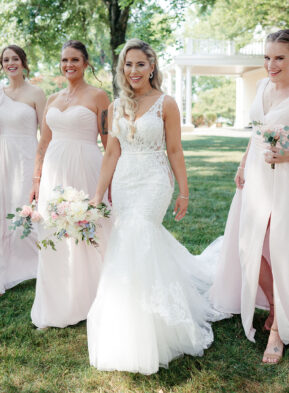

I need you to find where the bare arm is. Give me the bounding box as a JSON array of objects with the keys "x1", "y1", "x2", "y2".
[
  {"x1": 34, "y1": 87, "x2": 47, "y2": 132},
  {"x1": 235, "y1": 138, "x2": 251, "y2": 189},
  {"x1": 29, "y1": 95, "x2": 56, "y2": 202},
  {"x1": 95, "y1": 90, "x2": 110, "y2": 149},
  {"x1": 164, "y1": 96, "x2": 189, "y2": 221},
  {"x1": 90, "y1": 103, "x2": 121, "y2": 204}
]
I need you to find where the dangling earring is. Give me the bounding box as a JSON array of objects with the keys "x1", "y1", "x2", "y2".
[{"x1": 149, "y1": 71, "x2": 154, "y2": 79}]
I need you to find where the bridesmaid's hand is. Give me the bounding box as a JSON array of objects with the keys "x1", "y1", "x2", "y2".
[
  {"x1": 29, "y1": 181, "x2": 40, "y2": 203},
  {"x1": 108, "y1": 184, "x2": 112, "y2": 205},
  {"x1": 264, "y1": 146, "x2": 289, "y2": 164},
  {"x1": 234, "y1": 167, "x2": 245, "y2": 189},
  {"x1": 89, "y1": 194, "x2": 103, "y2": 207},
  {"x1": 173, "y1": 195, "x2": 188, "y2": 221}
]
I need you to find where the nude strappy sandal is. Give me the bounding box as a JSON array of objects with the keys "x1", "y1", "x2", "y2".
[{"x1": 262, "y1": 328, "x2": 284, "y2": 364}]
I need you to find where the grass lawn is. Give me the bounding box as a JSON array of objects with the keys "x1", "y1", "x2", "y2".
[{"x1": 0, "y1": 135, "x2": 288, "y2": 393}]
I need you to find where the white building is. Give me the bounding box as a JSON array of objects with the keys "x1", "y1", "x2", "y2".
[{"x1": 163, "y1": 38, "x2": 267, "y2": 129}]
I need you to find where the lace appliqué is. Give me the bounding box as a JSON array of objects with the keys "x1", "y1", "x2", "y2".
[
  {"x1": 110, "y1": 95, "x2": 167, "y2": 153},
  {"x1": 141, "y1": 282, "x2": 193, "y2": 326}
]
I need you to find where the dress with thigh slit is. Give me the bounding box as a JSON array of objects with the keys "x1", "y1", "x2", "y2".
[{"x1": 210, "y1": 78, "x2": 289, "y2": 345}]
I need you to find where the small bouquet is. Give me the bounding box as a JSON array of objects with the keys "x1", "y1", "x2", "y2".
[
  {"x1": 39, "y1": 186, "x2": 110, "y2": 250},
  {"x1": 6, "y1": 201, "x2": 42, "y2": 238},
  {"x1": 253, "y1": 121, "x2": 289, "y2": 169}
]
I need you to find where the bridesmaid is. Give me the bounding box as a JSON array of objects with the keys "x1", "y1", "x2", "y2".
[
  {"x1": 0, "y1": 45, "x2": 46, "y2": 295},
  {"x1": 30, "y1": 40, "x2": 110, "y2": 328},
  {"x1": 210, "y1": 29, "x2": 289, "y2": 363}
]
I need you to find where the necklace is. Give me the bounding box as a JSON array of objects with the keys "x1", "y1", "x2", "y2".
[
  {"x1": 135, "y1": 88, "x2": 154, "y2": 101},
  {"x1": 64, "y1": 85, "x2": 85, "y2": 104}
]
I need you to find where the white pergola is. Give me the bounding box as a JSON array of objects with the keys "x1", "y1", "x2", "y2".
[{"x1": 163, "y1": 39, "x2": 267, "y2": 128}]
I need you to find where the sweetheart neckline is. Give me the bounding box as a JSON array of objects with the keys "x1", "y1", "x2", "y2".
[{"x1": 48, "y1": 105, "x2": 97, "y2": 117}]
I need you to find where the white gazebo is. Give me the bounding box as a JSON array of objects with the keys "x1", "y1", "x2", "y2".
[{"x1": 163, "y1": 38, "x2": 267, "y2": 129}]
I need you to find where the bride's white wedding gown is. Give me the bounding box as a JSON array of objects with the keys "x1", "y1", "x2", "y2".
[{"x1": 87, "y1": 95, "x2": 226, "y2": 375}]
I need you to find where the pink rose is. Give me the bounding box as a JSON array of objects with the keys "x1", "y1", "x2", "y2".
[
  {"x1": 31, "y1": 211, "x2": 42, "y2": 223},
  {"x1": 20, "y1": 205, "x2": 33, "y2": 218},
  {"x1": 51, "y1": 212, "x2": 58, "y2": 220},
  {"x1": 78, "y1": 220, "x2": 89, "y2": 225}
]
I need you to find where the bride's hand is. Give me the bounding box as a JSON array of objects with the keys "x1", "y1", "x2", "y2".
[
  {"x1": 234, "y1": 167, "x2": 245, "y2": 189},
  {"x1": 173, "y1": 195, "x2": 189, "y2": 221}
]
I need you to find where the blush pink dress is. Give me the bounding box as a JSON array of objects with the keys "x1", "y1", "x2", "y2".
[
  {"x1": 31, "y1": 105, "x2": 111, "y2": 328},
  {"x1": 0, "y1": 86, "x2": 38, "y2": 294},
  {"x1": 210, "y1": 78, "x2": 289, "y2": 345}
]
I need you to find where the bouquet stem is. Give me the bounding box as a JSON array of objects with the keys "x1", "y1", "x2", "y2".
[{"x1": 271, "y1": 139, "x2": 278, "y2": 169}]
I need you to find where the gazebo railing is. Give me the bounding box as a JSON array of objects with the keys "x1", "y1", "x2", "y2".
[{"x1": 184, "y1": 38, "x2": 264, "y2": 56}]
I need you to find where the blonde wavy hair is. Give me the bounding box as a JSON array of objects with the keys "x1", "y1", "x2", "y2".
[{"x1": 115, "y1": 38, "x2": 163, "y2": 140}]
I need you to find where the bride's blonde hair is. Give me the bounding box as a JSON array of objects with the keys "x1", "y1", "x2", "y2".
[{"x1": 115, "y1": 38, "x2": 162, "y2": 139}]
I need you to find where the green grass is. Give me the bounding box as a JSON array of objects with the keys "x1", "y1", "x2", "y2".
[{"x1": 0, "y1": 135, "x2": 288, "y2": 393}]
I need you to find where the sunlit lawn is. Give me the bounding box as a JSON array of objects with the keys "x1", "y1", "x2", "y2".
[{"x1": 0, "y1": 135, "x2": 288, "y2": 393}]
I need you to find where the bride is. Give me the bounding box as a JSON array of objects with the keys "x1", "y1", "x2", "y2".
[{"x1": 87, "y1": 38, "x2": 226, "y2": 375}]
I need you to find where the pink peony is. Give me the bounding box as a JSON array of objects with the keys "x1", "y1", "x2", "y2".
[
  {"x1": 51, "y1": 212, "x2": 59, "y2": 220},
  {"x1": 57, "y1": 201, "x2": 70, "y2": 216},
  {"x1": 20, "y1": 205, "x2": 33, "y2": 218},
  {"x1": 31, "y1": 211, "x2": 42, "y2": 223}
]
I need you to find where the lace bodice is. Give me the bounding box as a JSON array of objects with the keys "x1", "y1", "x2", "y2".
[{"x1": 111, "y1": 94, "x2": 166, "y2": 153}]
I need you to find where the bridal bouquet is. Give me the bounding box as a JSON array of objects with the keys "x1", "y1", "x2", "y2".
[
  {"x1": 6, "y1": 201, "x2": 42, "y2": 238},
  {"x1": 41, "y1": 186, "x2": 110, "y2": 250},
  {"x1": 7, "y1": 186, "x2": 110, "y2": 250},
  {"x1": 253, "y1": 121, "x2": 289, "y2": 169}
]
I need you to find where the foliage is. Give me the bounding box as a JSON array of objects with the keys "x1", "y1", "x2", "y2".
[
  {"x1": 1, "y1": 136, "x2": 288, "y2": 393},
  {"x1": 192, "y1": 79, "x2": 236, "y2": 125},
  {"x1": 184, "y1": 0, "x2": 289, "y2": 48},
  {"x1": 0, "y1": 0, "x2": 187, "y2": 95}
]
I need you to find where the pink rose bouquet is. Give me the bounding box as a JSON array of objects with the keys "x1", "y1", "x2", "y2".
[
  {"x1": 253, "y1": 121, "x2": 289, "y2": 169},
  {"x1": 6, "y1": 201, "x2": 41, "y2": 239}
]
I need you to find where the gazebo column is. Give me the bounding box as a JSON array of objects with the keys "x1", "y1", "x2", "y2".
[
  {"x1": 175, "y1": 65, "x2": 183, "y2": 123},
  {"x1": 185, "y1": 66, "x2": 192, "y2": 125},
  {"x1": 166, "y1": 70, "x2": 172, "y2": 96},
  {"x1": 234, "y1": 76, "x2": 244, "y2": 128}
]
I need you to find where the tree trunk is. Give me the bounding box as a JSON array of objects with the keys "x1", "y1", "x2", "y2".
[{"x1": 103, "y1": 0, "x2": 133, "y2": 97}]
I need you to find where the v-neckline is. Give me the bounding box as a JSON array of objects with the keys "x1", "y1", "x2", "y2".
[
  {"x1": 262, "y1": 78, "x2": 289, "y2": 116},
  {"x1": 122, "y1": 94, "x2": 164, "y2": 123}
]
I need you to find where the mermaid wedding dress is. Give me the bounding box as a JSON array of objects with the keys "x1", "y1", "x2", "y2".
[{"x1": 87, "y1": 95, "x2": 226, "y2": 375}]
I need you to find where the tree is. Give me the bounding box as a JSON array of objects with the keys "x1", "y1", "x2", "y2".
[
  {"x1": 0, "y1": 0, "x2": 187, "y2": 95},
  {"x1": 184, "y1": 0, "x2": 289, "y2": 48}
]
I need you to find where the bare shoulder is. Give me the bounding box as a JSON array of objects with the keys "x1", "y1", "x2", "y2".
[
  {"x1": 47, "y1": 92, "x2": 59, "y2": 106},
  {"x1": 88, "y1": 86, "x2": 110, "y2": 102},
  {"x1": 27, "y1": 83, "x2": 46, "y2": 101},
  {"x1": 163, "y1": 94, "x2": 179, "y2": 114}
]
